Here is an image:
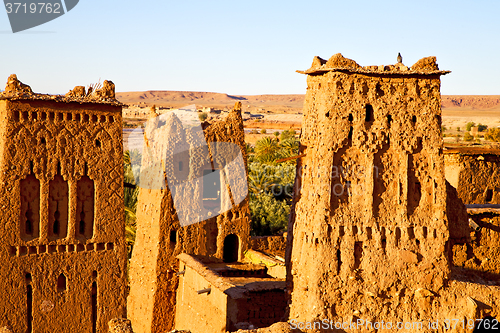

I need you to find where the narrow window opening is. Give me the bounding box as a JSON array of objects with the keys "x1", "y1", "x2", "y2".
[
  {"x1": 365, "y1": 104, "x2": 374, "y2": 122},
  {"x1": 348, "y1": 126, "x2": 353, "y2": 140},
  {"x1": 223, "y1": 234, "x2": 239, "y2": 263},
  {"x1": 91, "y1": 282, "x2": 97, "y2": 333},
  {"x1": 79, "y1": 215, "x2": 85, "y2": 235},
  {"x1": 77, "y1": 175, "x2": 94, "y2": 239},
  {"x1": 348, "y1": 113, "x2": 353, "y2": 122},
  {"x1": 32, "y1": 112, "x2": 37, "y2": 120},
  {"x1": 336, "y1": 249, "x2": 342, "y2": 274},
  {"x1": 41, "y1": 112, "x2": 47, "y2": 120},
  {"x1": 57, "y1": 273, "x2": 67, "y2": 292},
  {"x1": 387, "y1": 114, "x2": 392, "y2": 127},
  {"x1": 40, "y1": 137, "x2": 46, "y2": 144},
  {"x1": 486, "y1": 189, "x2": 494, "y2": 203},
  {"x1": 170, "y1": 229, "x2": 177, "y2": 243},
  {"x1": 412, "y1": 115, "x2": 417, "y2": 123},
  {"x1": 21, "y1": 169, "x2": 40, "y2": 240},
  {"x1": 58, "y1": 113, "x2": 63, "y2": 121},
  {"x1": 67, "y1": 113, "x2": 72, "y2": 121},
  {"x1": 354, "y1": 242, "x2": 363, "y2": 270},
  {"x1": 352, "y1": 225, "x2": 358, "y2": 235},
  {"x1": 84, "y1": 114, "x2": 89, "y2": 122},
  {"x1": 203, "y1": 169, "x2": 221, "y2": 211},
  {"x1": 422, "y1": 226, "x2": 428, "y2": 238},
  {"x1": 14, "y1": 111, "x2": 20, "y2": 121},
  {"x1": 95, "y1": 139, "x2": 101, "y2": 148},
  {"x1": 23, "y1": 111, "x2": 29, "y2": 120},
  {"x1": 395, "y1": 227, "x2": 401, "y2": 247},
  {"x1": 92, "y1": 115, "x2": 98, "y2": 122},
  {"x1": 49, "y1": 169, "x2": 68, "y2": 240},
  {"x1": 27, "y1": 284, "x2": 33, "y2": 333},
  {"x1": 49, "y1": 112, "x2": 55, "y2": 120},
  {"x1": 178, "y1": 161, "x2": 183, "y2": 171}
]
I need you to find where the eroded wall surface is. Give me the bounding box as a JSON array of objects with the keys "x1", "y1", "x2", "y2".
[
  {"x1": 0, "y1": 77, "x2": 127, "y2": 332},
  {"x1": 128, "y1": 104, "x2": 250, "y2": 332},
  {"x1": 287, "y1": 54, "x2": 453, "y2": 327}
]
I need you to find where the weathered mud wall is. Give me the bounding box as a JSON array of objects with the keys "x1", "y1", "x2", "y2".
[
  {"x1": 287, "y1": 54, "x2": 454, "y2": 329},
  {"x1": 0, "y1": 77, "x2": 127, "y2": 332},
  {"x1": 128, "y1": 103, "x2": 250, "y2": 332}
]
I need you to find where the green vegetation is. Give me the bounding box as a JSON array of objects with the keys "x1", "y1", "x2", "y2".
[
  {"x1": 456, "y1": 127, "x2": 461, "y2": 132},
  {"x1": 478, "y1": 123, "x2": 488, "y2": 132},
  {"x1": 274, "y1": 131, "x2": 280, "y2": 137},
  {"x1": 485, "y1": 128, "x2": 500, "y2": 142},
  {"x1": 463, "y1": 132, "x2": 473, "y2": 141},
  {"x1": 247, "y1": 135, "x2": 299, "y2": 235},
  {"x1": 124, "y1": 150, "x2": 141, "y2": 257},
  {"x1": 466, "y1": 122, "x2": 476, "y2": 131},
  {"x1": 198, "y1": 112, "x2": 208, "y2": 121},
  {"x1": 260, "y1": 129, "x2": 267, "y2": 134}
]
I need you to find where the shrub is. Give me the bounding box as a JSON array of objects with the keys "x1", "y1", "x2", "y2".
[
  {"x1": 456, "y1": 127, "x2": 461, "y2": 132},
  {"x1": 478, "y1": 124, "x2": 488, "y2": 132},
  {"x1": 260, "y1": 129, "x2": 267, "y2": 134},
  {"x1": 280, "y1": 129, "x2": 296, "y2": 141},
  {"x1": 249, "y1": 193, "x2": 290, "y2": 236},
  {"x1": 250, "y1": 129, "x2": 259, "y2": 134},
  {"x1": 485, "y1": 128, "x2": 500, "y2": 142},
  {"x1": 441, "y1": 126, "x2": 447, "y2": 132},
  {"x1": 274, "y1": 131, "x2": 280, "y2": 137},
  {"x1": 198, "y1": 112, "x2": 208, "y2": 121},
  {"x1": 466, "y1": 122, "x2": 476, "y2": 131},
  {"x1": 463, "y1": 132, "x2": 473, "y2": 141}
]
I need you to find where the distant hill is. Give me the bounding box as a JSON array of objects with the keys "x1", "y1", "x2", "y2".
[{"x1": 116, "y1": 90, "x2": 500, "y2": 113}]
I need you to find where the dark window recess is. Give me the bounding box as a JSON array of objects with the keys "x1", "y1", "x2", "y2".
[
  {"x1": 486, "y1": 189, "x2": 494, "y2": 203},
  {"x1": 95, "y1": 139, "x2": 101, "y2": 148},
  {"x1": 348, "y1": 126, "x2": 353, "y2": 140},
  {"x1": 348, "y1": 113, "x2": 353, "y2": 122},
  {"x1": 412, "y1": 115, "x2": 417, "y2": 123},
  {"x1": 178, "y1": 161, "x2": 183, "y2": 171},
  {"x1": 170, "y1": 230, "x2": 177, "y2": 243},
  {"x1": 223, "y1": 234, "x2": 239, "y2": 263},
  {"x1": 91, "y1": 282, "x2": 97, "y2": 333},
  {"x1": 387, "y1": 115, "x2": 392, "y2": 127},
  {"x1": 365, "y1": 104, "x2": 374, "y2": 122},
  {"x1": 57, "y1": 273, "x2": 67, "y2": 292},
  {"x1": 27, "y1": 285, "x2": 33, "y2": 333}
]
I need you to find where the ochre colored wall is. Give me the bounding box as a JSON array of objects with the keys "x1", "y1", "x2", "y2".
[
  {"x1": 0, "y1": 99, "x2": 127, "y2": 332},
  {"x1": 287, "y1": 54, "x2": 451, "y2": 325},
  {"x1": 128, "y1": 105, "x2": 250, "y2": 332}
]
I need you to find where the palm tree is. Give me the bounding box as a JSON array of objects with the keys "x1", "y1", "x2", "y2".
[{"x1": 255, "y1": 137, "x2": 279, "y2": 163}]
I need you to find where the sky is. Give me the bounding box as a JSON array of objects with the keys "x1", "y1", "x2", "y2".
[{"x1": 0, "y1": 0, "x2": 499, "y2": 96}]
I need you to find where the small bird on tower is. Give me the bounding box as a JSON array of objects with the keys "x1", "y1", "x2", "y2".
[{"x1": 397, "y1": 53, "x2": 403, "y2": 64}]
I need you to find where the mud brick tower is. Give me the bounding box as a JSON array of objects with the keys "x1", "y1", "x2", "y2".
[
  {"x1": 287, "y1": 55, "x2": 451, "y2": 324},
  {"x1": 0, "y1": 75, "x2": 127, "y2": 332},
  {"x1": 127, "y1": 103, "x2": 250, "y2": 332}
]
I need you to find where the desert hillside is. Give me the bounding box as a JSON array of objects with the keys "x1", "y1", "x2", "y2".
[{"x1": 117, "y1": 91, "x2": 500, "y2": 114}]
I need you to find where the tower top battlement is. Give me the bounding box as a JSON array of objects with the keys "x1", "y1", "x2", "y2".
[
  {"x1": 0, "y1": 74, "x2": 123, "y2": 106},
  {"x1": 297, "y1": 53, "x2": 451, "y2": 76}
]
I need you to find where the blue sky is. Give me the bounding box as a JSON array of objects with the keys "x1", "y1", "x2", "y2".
[{"x1": 0, "y1": 0, "x2": 499, "y2": 95}]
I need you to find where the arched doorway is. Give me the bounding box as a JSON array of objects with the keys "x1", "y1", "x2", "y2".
[{"x1": 223, "y1": 234, "x2": 239, "y2": 263}]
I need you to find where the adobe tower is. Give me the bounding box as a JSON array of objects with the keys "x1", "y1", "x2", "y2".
[
  {"x1": 287, "y1": 54, "x2": 451, "y2": 325},
  {"x1": 127, "y1": 103, "x2": 251, "y2": 332},
  {"x1": 0, "y1": 75, "x2": 127, "y2": 332}
]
